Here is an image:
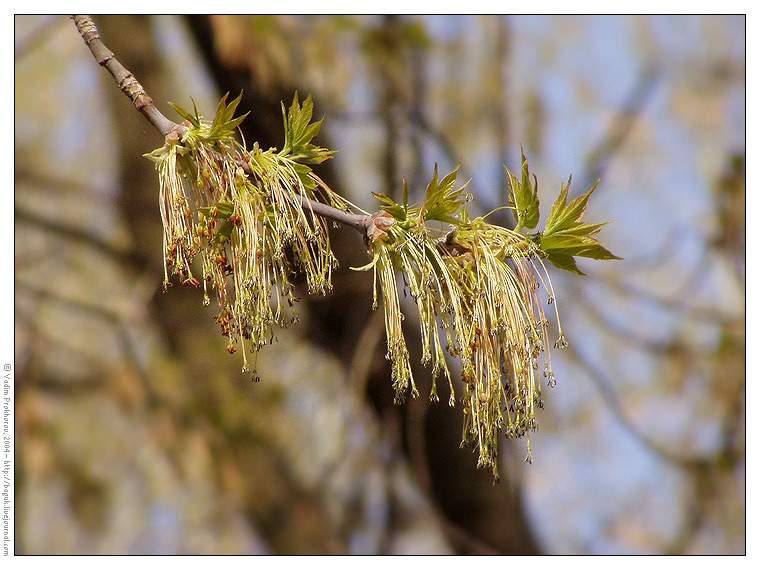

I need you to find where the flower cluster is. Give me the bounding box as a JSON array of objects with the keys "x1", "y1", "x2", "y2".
[
  {"x1": 147, "y1": 93, "x2": 345, "y2": 374},
  {"x1": 358, "y1": 149, "x2": 618, "y2": 477},
  {"x1": 146, "y1": 92, "x2": 618, "y2": 477},
  {"x1": 359, "y1": 163, "x2": 571, "y2": 477}
]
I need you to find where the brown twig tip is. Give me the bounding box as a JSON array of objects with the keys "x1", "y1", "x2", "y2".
[
  {"x1": 71, "y1": 15, "x2": 100, "y2": 46},
  {"x1": 365, "y1": 211, "x2": 395, "y2": 241},
  {"x1": 72, "y1": 14, "x2": 179, "y2": 138}
]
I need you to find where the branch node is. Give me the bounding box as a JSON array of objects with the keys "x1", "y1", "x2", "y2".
[
  {"x1": 118, "y1": 74, "x2": 152, "y2": 109},
  {"x1": 73, "y1": 15, "x2": 179, "y2": 139},
  {"x1": 165, "y1": 122, "x2": 189, "y2": 142},
  {"x1": 72, "y1": 14, "x2": 100, "y2": 45}
]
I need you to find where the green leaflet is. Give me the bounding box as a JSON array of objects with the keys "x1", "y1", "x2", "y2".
[
  {"x1": 402, "y1": 177, "x2": 409, "y2": 214},
  {"x1": 541, "y1": 251, "x2": 583, "y2": 274},
  {"x1": 371, "y1": 164, "x2": 470, "y2": 227},
  {"x1": 208, "y1": 92, "x2": 249, "y2": 141},
  {"x1": 168, "y1": 98, "x2": 201, "y2": 128},
  {"x1": 280, "y1": 92, "x2": 335, "y2": 164},
  {"x1": 213, "y1": 220, "x2": 236, "y2": 244},
  {"x1": 372, "y1": 191, "x2": 407, "y2": 220},
  {"x1": 199, "y1": 201, "x2": 235, "y2": 219},
  {"x1": 420, "y1": 163, "x2": 470, "y2": 225},
  {"x1": 291, "y1": 162, "x2": 318, "y2": 192},
  {"x1": 506, "y1": 148, "x2": 540, "y2": 231},
  {"x1": 168, "y1": 92, "x2": 249, "y2": 143},
  {"x1": 535, "y1": 177, "x2": 621, "y2": 274},
  {"x1": 545, "y1": 177, "x2": 594, "y2": 235}
]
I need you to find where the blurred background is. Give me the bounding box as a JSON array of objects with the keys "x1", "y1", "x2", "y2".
[{"x1": 13, "y1": 15, "x2": 745, "y2": 554}]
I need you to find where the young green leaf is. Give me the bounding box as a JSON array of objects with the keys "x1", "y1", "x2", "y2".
[
  {"x1": 291, "y1": 162, "x2": 318, "y2": 192},
  {"x1": 168, "y1": 101, "x2": 201, "y2": 128},
  {"x1": 539, "y1": 233, "x2": 619, "y2": 259},
  {"x1": 419, "y1": 163, "x2": 470, "y2": 225},
  {"x1": 280, "y1": 92, "x2": 335, "y2": 164},
  {"x1": 372, "y1": 192, "x2": 407, "y2": 220},
  {"x1": 208, "y1": 92, "x2": 249, "y2": 141},
  {"x1": 544, "y1": 177, "x2": 595, "y2": 235},
  {"x1": 213, "y1": 220, "x2": 236, "y2": 244},
  {"x1": 535, "y1": 177, "x2": 621, "y2": 273},
  {"x1": 215, "y1": 201, "x2": 235, "y2": 218},
  {"x1": 542, "y1": 251, "x2": 585, "y2": 275},
  {"x1": 198, "y1": 201, "x2": 234, "y2": 219},
  {"x1": 506, "y1": 149, "x2": 540, "y2": 231}
]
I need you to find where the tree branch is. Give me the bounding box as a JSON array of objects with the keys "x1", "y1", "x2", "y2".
[
  {"x1": 299, "y1": 195, "x2": 368, "y2": 233},
  {"x1": 72, "y1": 15, "x2": 371, "y2": 236},
  {"x1": 72, "y1": 15, "x2": 181, "y2": 138}
]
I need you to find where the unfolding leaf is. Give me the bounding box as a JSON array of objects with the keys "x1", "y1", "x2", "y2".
[
  {"x1": 544, "y1": 178, "x2": 597, "y2": 235},
  {"x1": 199, "y1": 201, "x2": 234, "y2": 219},
  {"x1": 213, "y1": 220, "x2": 235, "y2": 243},
  {"x1": 168, "y1": 100, "x2": 201, "y2": 128},
  {"x1": 539, "y1": 233, "x2": 619, "y2": 259},
  {"x1": 205, "y1": 92, "x2": 250, "y2": 141},
  {"x1": 544, "y1": 252, "x2": 585, "y2": 275},
  {"x1": 535, "y1": 177, "x2": 621, "y2": 273},
  {"x1": 506, "y1": 148, "x2": 540, "y2": 231},
  {"x1": 419, "y1": 163, "x2": 470, "y2": 224},
  {"x1": 280, "y1": 92, "x2": 335, "y2": 164},
  {"x1": 215, "y1": 201, "x2": 235, "y2": 218},
  {"x1": 291, "y1": 162, "x2": 317, "y2": 192},
  {"x1": 372, "y1": 192, "x2": 406, "y2": 220}
]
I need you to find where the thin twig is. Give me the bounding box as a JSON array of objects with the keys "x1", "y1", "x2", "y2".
[
  {"x1": 72, "y1": 14, "x2": 372, "y2": 236},
  {"x1": 72, "y1": 15, "x2": 181, "y2": 138},
  {"x1": 299, "y1": 195, "x2": 368, "y2": 233}
]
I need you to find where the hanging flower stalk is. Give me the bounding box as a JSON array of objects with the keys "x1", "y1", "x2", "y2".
[
  {"x1": 147, "y1": 93, "x2": 350, "y2": 373},
  {"x1": 360, "y1": 153, "x2": 619, "y2": 477}
]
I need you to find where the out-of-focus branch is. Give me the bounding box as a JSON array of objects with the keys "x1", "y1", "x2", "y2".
[
  {"x1": 581, "y1": 65, "x2": 660, "y2": 191},
  {"x1": 601, "y1": 275, "x2": 743, "y2": 324},
  {"x1": 565, "y1": 340, "x2": 742, "y2": 477},
  {"x1": 15, "y1": 15, "x2": 68, "y2": 59},
  {"x1": 407, "y1": 110, "x2": 481, "y2": 196},
  {"x1": 490, "y1": 16, "x2": 511, "y2": 212},
  {"x1": 564, "y1": 344, "x2": 691, "y2": 468},
  {"x1": 15, "y1": 206, "x2": 141, "y2": 268},
  {"x1": 16, "y1": 278, "x2": 151, "y2": 383},
  {"x1": 573, "y1": 282, "x2": 713, "y2": 355}
]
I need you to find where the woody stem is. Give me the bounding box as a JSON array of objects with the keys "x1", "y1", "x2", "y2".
[{"x1": 73, "y1": 14, "x2": 373, "y2": 236}]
